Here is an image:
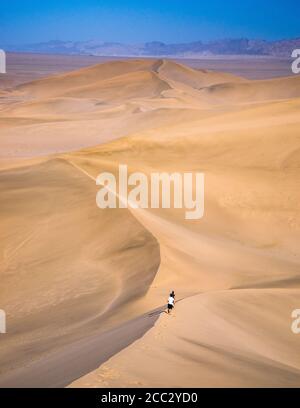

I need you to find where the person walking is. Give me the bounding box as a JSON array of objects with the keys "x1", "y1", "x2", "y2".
[{"x1": 167, "y1": 290, "x2": 175, "y2": 314}]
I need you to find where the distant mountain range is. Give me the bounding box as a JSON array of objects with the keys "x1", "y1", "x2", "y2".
[{"x1": 5, "y1": 38, "x2": 300, "y2": 58}]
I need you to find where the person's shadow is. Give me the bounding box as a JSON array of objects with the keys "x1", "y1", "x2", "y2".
[
  {"x1": 148, "y1": 307, "x2": 166, "y2": 317},
  {"x1": 147, "y1": 297, "x2": 185, "y2": 317}
]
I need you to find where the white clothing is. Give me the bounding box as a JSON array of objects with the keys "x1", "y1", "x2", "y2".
[{"x1": 168, "y1": 296, "x2": 174, "y2": 305}]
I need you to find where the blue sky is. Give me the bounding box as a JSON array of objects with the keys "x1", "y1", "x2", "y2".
[{"x1": 1, "y1": 0, "x2": 300, "y2": 45}]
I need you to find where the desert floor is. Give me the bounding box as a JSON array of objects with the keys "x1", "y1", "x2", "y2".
[{"x1": 0, "y1": 54, "x2": 299, "y2": 387}]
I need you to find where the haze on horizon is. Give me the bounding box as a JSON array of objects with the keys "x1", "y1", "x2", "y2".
[{"x1": 1, "y1": 0, "x2": 300, "y2": 46}]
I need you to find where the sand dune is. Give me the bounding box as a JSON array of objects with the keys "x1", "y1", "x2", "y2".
[
  {"x1": 15, "y1": 59, "x2": 162, "y2": 96},
  {"x1": 0, "y1": 58, "x2": 299, "y2": 387},
  {"x1": 16, "y1": 58, "x2": 242, "y2": 98},
  {"x1": 158, "y1": 59, "x2": 246, "y2": 90},
  {"x1": 71, "y1": 289, "x2": 300, "y2": 388},
  {"x1": 201, "y1": 75, "x2": 300, "y2": 105},
  {"x1": 0, "y1": 157, "x2": 160, "y2": 376},
  {"x1": 1, "y1": 53, "x2": 293, "y2": 93}
]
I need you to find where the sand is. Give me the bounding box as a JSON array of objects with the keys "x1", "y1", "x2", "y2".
[
  {"x1": 0, "y1": 307, "x2": 163, "y2": 388},
  {"x1": 71, "y1": 290, "x2": 300, "y2": 388},
  {"x1": 0, "y1": 53, "x2": 293, "y2": 91},
  {"x1": 0, "y1": 56, "x2": 299, "y2": 387}
]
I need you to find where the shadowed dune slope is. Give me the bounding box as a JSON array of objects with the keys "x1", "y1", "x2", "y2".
[{"x1": 0, "y1": 158, "x2": 159, "y2": 376}]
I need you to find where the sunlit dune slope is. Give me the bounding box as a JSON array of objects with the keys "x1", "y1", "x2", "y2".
[{"x1": 65, "y1": 95, "x2": 300, "y2": 295}]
